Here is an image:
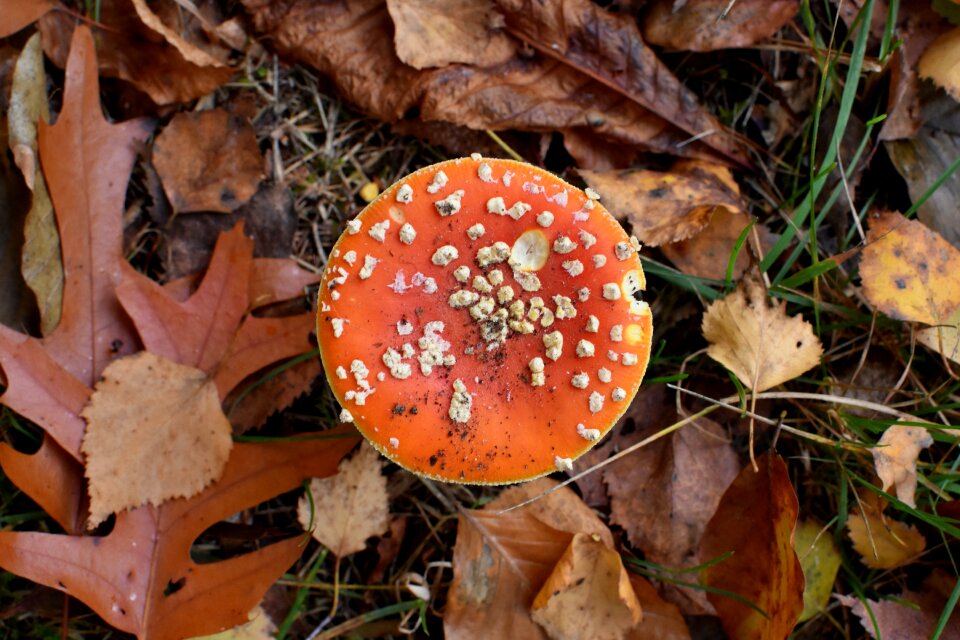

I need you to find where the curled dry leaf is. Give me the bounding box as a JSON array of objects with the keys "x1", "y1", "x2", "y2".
[
  {"x1": 793, "y1": 519, "x2": 842, "y2": 623},
  {"x1": 80, "y1": 351, "x2": 232, "y2": 527},
  {"x1": 531, "y1": 533, "x2": 642, "y2": 640},
  {"x1": 153, "y1": 110, "x2": 264, "y2": 214},
  {"x1": 642, "y1": 0, "x2": 799, "y2": 52},
  {"x1": 131, "y1": 0, "x2": 227, "y2": 68},
  {"x1": 10, "y1": 33, "x2": 61, "y2": 337},
  {"x1": 386, "y1": 0, "x2": 515, "y2": 69},
  {"x1": 873, "y1": 423, "x2": 933, "y2": 508},
  {"x1": 700, "y1": 451, "x2": 804, "y2": 640},
  {"x1": 38, "y1": 0, "x2": 234, "y2": 105},
  {"x1": 848, "y1": 497, "x2": 926, "y2": 570},
  {"x1": 445, "y1": 479, "x2": 613, "y2": 640},
  {"x1": 297, "y1": 443, "x2": 390, "y2": 557},
  {"x1": 702, "y1": 275, "x2": 823, "y2": 391},
  {"x1": 581, "y1": 161, "x2": 745, "y2": 247}
]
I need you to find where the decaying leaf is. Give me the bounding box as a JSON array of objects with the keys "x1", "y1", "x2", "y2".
[
  {"x1": 793, "y1": 520, "x2": 842, "y2": 623},
  {"x1": 531, "y1": 533, "x2": 642, "y2": 640},
  {"x1": 628, "y1": 576, "x2": 691, "y2": 640},
  {"x1": 873, "y1": 423, "x2": 933, "y2": 508},
  {"x1": 153, "y1": 110, "x2": 264, "y2": 214},
  {"x1": 861, "y1": 210, "x2": 960, "y2": 325},
  {"x1": 131, "y1": 0, "x2": 227, "y2": 68},
  {"x1": 700, "y1": 451, "x2": 804, "y2": 640},
  {"x1": 445, "y1": 479, "x2": 613, "y2": 640},
  {"x1": 918, "y1": 307, "x2": 960, "y2": 365},
  {"x1": 0, "y1": 0, "x2": 54, "y2": 38},
  {"x1": 919, "y1": 26, "x2": 960, "y2": 101},
  {"x1": 581, "y1": 161, "x2": 745, "y2": 247},
  {"x1": 10, "y1": 33, "x2": 61, "y2": 336},
  {"x1": 702, "y1": 275, "x2": 823, "y2": 391},
  {"x1": 605, "y1": 414, "x2": 739, "y2": 569},
  {"x1": 81, "y1": 351, "x2": 233, "y2": 527},
  {"x1": 298, "y1": 443, "x2": 390, "y2": 557},
  {"x1": 642, "y1": 0, "x2": 799, "y2": 52},
  {"x1": 386, "y1": 0, "x2": 515, "y2": 69},
  {"x1": 38, "y1": 0, "x2": 234, "y2": 104},
  {"x1": 848, "y1": 497, "x2": 926, "y2": 570},
  {"x1": 836, "y1": 571, "x2": 960, "y2": 639}
]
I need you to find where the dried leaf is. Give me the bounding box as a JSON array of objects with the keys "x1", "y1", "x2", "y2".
[
  {"x1": 191, "y1": 605, "x2": 277, "y2": 640},
  {"x1": 627, "y1": 575, "x2": 691, "y2": 640},
  {"x1": 873, "y1": 423, "x2": 933, "y2": 508},
  {"x1": 131, "y1": 0, "x2": 227, "y2": 68},
  {"x1": 531, "y1": 533, "x2": 642, "y2": 640},
  {"x1": 0, "y1": 128, "x2": 33, "y2": 331},
  {"x1": 386, "y1": 0, "x2": 515, "y2": 69},
  {"x1": 861, "y1": 210, "x2": 960, "y2": 324},
  {"x1": 81, "y1": 351, "x2": 233, "y2": 527},
  {"x1": 0, "y1": 429, "x2": 359, "y2": 639},
  {"x1": 0, "y1": 0, "x2": 54, "y2": 38},
  {"x1": 298, "y1": 443, "x2": 389, "y2": 557},
  {"x1": 642, "y1": 0, "x2": 799, "y2": 52},
  {"x1": 581, "y1": 161, "x2": 745, "y2": 246},
  {"x1": 10, "y1": 33, "x2": 61, "y2": 336},
  {"x1": 605, "y1": 415, "x2": 739, "y2": 568},
  {"x1": 661, "y1": 209, "x2": 771, "y2": 280},
  {"x1": 227, "y1": 358, "x2": 322, "y2": 434},
  {"x1": 848, "y1": 499, "x2": 926, "y2": 569},
  {"x1": 445, "y1": 479, "x2": 613, "y2": 640},
  {"x1": 836, "y1": 571, "x2": 960, "y2": 639},
  {"x1": 793, "y1": 520, "x2": 842, "y2": 623},
  {"x1": 700, "y1": 451, "x2": 804, "y2": 640},
  {"x1": 153, "y1": 110, "x2": 263, "y2": 214},
  {"x1": 920, "y1": 26, "x2": 960, "y2": 100},
  {"x1": 917, "y1": 307, "x2": 960, "y2": 365},
  {"x1": 702, "y1": 275, "x2": 823, "y2": 391},
  {"x1": 38, "y1": 0, "x2": 234, "y2": 105}
]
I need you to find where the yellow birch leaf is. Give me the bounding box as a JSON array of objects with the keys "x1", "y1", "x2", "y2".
[
  {"x1": 917, "y1": 307, "x2": 960, "y2": 365},
  {"x1": 873, "y1": 423, "x2": 933, "y2": 508},
  {"x1": 919, "y1": 27, "x2": 960, "y2": 101},
  {"x1": 531, "y1": 533, "x2": 642, "y2": 640},
  {"x1": 848, "y1": 500, "x2": 926, "y2": 570},
  {"x1": 80, "y1": 351, "x2": 234, "y2": 527},
  {"x1": 701, "y1": 275, "x2": 822, "y2": 391},
  {"x1": 297, "y1": 442, "x2": 389, "y2": 556},
  {"x1": 794, "y1": 520, "x2": 842, "y2": 622}
]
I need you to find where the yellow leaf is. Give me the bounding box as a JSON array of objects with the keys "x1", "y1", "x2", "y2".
[
  {"x1": 916, "y1": 307, "x2": 960, "y2": 366},
  {"x1": 794, "y1": 520, "x2": 842, "y2": 622},
  {"x1": 701, "y1": 275, "x2": 823, "y2": 391},
  {"x1": 531, "y1": 533, "x2": 642, "y2": 640},
  {"x1": 860, "y1": 210, "x2": 960, "y2": 325},
  {"x1": 190, "y1": 605, "x2": 276, "y2": 640},
  {"x1": 873, "y1": 423, "x2": 933, "y2": 508},
  {"x1": 919, "y1": 27, "x2": 960, "y2": 101},
  {"x1": 80, "y1": 351, "x2": 233, "y2": 528},
  {"x1": 848, "y1": 500, "x2": 925, "y2": 570},
  {"x1": 297, "y1": 442, "x2": 389, "y2": 556}
]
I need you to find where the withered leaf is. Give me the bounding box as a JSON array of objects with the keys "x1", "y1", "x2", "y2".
[
  {"x1": 131, "y1": 0, "x2": 227, "y2": 68},
  {"x1": 702, "y1": 275, "x2": 823, "y2": 391},
  {"x1": 445, "y1": 479, "x2": 613, "y2": 640},
  {"x1": 700, "y1": 451, "x2": 804, "y2": 640},
  {"x1": 38, "y1": 0, "x2": 234, "y2": 105},
  {"x1": 386, "y1": 0, "x2": 515, "y2": 69},
  {"x1": 531, "y1": 533, "x2": 642, "y2": 640},
  {"x1": 836, "y1": 571, "x2": 960, "y2": 639},
  {"x1": 919, "y1": 26, "x2": 960, "y2": 102},
  {"x1": 794, "y1": 519, "x2": 842, "y2": 622},
  {"x1": 0, "y1": 0, "x2": 54, "y2": 38},
  {"x1": 873, "y1": 423, "x2": 933, "y2": 508},
  {"x1": 81, "y1": 351, "x2": 233, "y2": 527},
  {"x1": 661, "y1": 209, "x2": 770, "y2": 280},
  {"x1": 848, "y1": 497, "x2": 926, "y2": 570},
  {"x1": 581, "y1": 161, "x2": 745, "y2": 247},
  {"x1": 298, "y1": 443, "x2": 389, "y2": 557},
  {"x1": 192, "y1": 605, "x2": 277, "y2": 640},
  {"x1": 628, "y1": 575, "x2": 691, "y2": 640},
  {"x1": 643, "y1": 0, "x2": 799, "y2": 52},
  {"x1": 153, "y1": 110, "x2": 264, "y2": 214}
]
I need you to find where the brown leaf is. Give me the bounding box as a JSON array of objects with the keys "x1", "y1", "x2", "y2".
[
  {"x1": 700, "y1": 451, "x2": 804, "y2": 640},
  {"x1": 642, "y1": 0, "x2": 799, "y2": 52},
  {"x1": 298, "y1": 443, "x2": 389, "y2": 557},
  {"x1": 605, "y1": 415, "x2": 739, "y2": 569},
  {"x1": 661, "y1": 209, "x2": 771, "y2": 280},
  {"x1": 38, "y1": 0, "x2": 234, "y2": 105},
  {"x1": 531, "y1": 533, "x2": 642, "y2": 640},
  {"x1": 702, "y1": 275, "x2": 823, "y2": 391},
  {"x1": 445, "y1": 479, "x2": 613, "y2": 640},
  {"x1": 80, "y1": 351, "x2": 233, "y2": 527},
  {"x1": 836, "y1": 571, "x2": 960, "y2": 639},
  {"x1": 0, "y1": 429, "x2": 359, "y2": 639},
  {"x1": 386, "y1": 0, "x2": 515, "y2": 69},
  {"x1": 873, "y1": 423, "x2": 933, "y2": 508},
  {"x1": 848, "y1": 497, "x2": 926, "y2": 570},
  {"x1": 131, "y1": 0, "x2": 227, "y2": 68},
  {"x1": 226, "y1": 357, "x2": 322, "y2": 434},
  {"x1": 581, "y1": 161, "x2": 745, "y2": 246},
  {"x1": 0, "y1": 0, "x2": 54, "y2": 38},
  {"x1": 153, "y1": 110, "x2": 263, "y2": 214},
  {"x1": 628, "y1": 575, "x2": 691, "y2": 640}
]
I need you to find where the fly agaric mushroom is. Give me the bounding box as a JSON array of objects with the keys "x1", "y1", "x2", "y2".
[{"x1": 316, "y1": 157, "x2": 652, "y2": 483}]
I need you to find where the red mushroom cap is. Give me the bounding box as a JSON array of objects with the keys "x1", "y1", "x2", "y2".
[{"x1": 316, "y1": 157, "x2": 652, "y2": 483}]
